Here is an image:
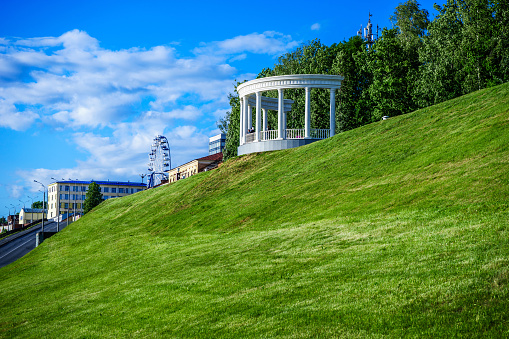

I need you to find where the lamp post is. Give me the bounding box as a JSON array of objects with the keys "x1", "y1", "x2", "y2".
[
  {"x1": 28, "y1": 196, "x2": 34, "y2": 223},
  {"x1": 51, "y1": 178, "x2": 60, "y2": 231},
  {"x1": 5, "y1": 206, "x2": 11, "y2": 231},
  {"x1": 62, "y1": 178, "x2": 69, "y2": 229},
  {"x1": 10, "y1": 204, "x2": 18, "y2": 230},
  {"x1": 69, "y1": 178, "x2": 78, "y2": 223},
  {"x1": 19, "y1": 199, "x2": 28, "y2": 226},
  {"x1": 34, "y1": 180, "x2": 46, "y2": 232}
]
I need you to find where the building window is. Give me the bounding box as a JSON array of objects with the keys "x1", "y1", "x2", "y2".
[
  {"x1": 119, "y1": 188, "x2": 125, "y2": 194},
  {"x1": 104, "y1": 187, "x2": 109, "y2": 193},
  {"x1": 65, "y1": 203, "x2": 69, "y2": 209},
  {"x1": 112, "y1": 188, "x2": 116, "y2": 193}
]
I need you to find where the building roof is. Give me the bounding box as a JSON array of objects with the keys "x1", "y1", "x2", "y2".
[
  {"x1": 21, "y1": 208, "x2": 47, "y2": 213},
  {"x1": 197, "y1": 152, "x2": 223, "y2": 162},
  {"x1": 49, "y1": 180, "x2": 145, "y2": 187},
  {"x1": 165, "y1": 152, "x2": 223, "y2": 173}
]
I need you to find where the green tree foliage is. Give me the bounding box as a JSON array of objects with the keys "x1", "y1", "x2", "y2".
[
  {"x1": 0, "y1": 216, "x2": 7, "y2": 225},
  {"x1": 417, "y1": 0, "x2": 509, "y2": 106},
  {"x1": 331, "y1": 36, "x2": 370, "y2": 131},
  {"x1": 83, "y1": 182, "x2": 103, "y2": 214},
  {"x1": 390, "y1": 0, "x2": 430, "y2": 51},
  {"x1": 356, "y1": 28, "x2": 421, "y2": 121},
  {"x1": 220, "y1": 83, "x2": 242, "y2": 161},
  {"x1": 32, "y1": 201, "x2": 43, "y2": 209}
]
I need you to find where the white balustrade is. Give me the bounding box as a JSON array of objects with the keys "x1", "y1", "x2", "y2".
[
  {"x1": 260, "y1": 130, "x2": 278, "y2": 140},
  {"x1": 310, "y1": 129, "x2": 330, "y2": 139},
  {"x1": 285, "y1": 129, "x2": 305, "y2": 139}
]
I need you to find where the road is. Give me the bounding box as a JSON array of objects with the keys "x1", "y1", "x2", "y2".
[{"x1": 0, "y1": 221, "x2": 68, "y2": 269}]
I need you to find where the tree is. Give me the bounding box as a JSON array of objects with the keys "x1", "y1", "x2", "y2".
[
  {"x1": 221, "y1": 81, "x2": 243, "y2": 161},
  {"x1": 416, "y1": 0, "x2": 509, "y2": 107},
  {"x1": 390, "y1": 0, "x2": 430, "y2": 51},
  {"x1": 83, "y1": 182, "x2": 103, "y2": 214},
  {"x1": 356, "y1": 28, "x2": 420, "y2": 121},
  {"x1": 331, "y1": 35, "x2": 369, "y2": 132},
  {"x1": 32, "y1": 201, "x2": 43, "y2": 209},
  {"x1": 0, "y1": 216, "x2": 6, "y2": 225}
]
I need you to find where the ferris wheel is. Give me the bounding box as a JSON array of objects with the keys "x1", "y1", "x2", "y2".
[{"x1": 147, "y1": 135, "x2": 171, "y2": 188}]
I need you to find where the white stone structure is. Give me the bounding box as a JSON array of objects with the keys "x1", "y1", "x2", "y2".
[{"x1": 237, "y1": 74, "x2": 344, "y2": 155}]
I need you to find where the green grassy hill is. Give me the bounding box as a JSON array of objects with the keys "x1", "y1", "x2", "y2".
[{"x1": 1, "y1": 83, "x2": 509, "y2": 338}]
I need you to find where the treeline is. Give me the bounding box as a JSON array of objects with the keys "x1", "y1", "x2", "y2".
[{"x1": 220, "y1": 0, "x2": 509, "y2": 160}]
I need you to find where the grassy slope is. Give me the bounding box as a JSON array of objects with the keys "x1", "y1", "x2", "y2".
[{"x1": 1, "y1": 83, "x2": 508, "y2": 338}]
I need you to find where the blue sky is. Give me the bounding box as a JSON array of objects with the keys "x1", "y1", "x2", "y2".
[{"x1": 0, "y1": 0, "x2": 439, "y2": 218}]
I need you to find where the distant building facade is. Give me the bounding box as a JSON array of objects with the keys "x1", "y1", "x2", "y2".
[
  {"x1": 167, "y1": 153, "x2": 223, "y2": 183},
  {"x1": 47, "y1": 180, "x2": 145, "y2": 219},
  {"x1": 209, "y1": 133, "x2": 226, "y2": 155},
  {"x1": 19, "y1": 208, "x2": 47, "y2": 225},
  {"x1": 7, "y1": 214, "x2": 20, "y2": 230}
]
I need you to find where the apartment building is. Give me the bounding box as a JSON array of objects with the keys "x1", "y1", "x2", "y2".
[
  {"x1": 209, "y1": 133, "x2": 226, "y2": 155},
  {"x1": 47, "y1": 180, "x2": 145, "y2": 219}
]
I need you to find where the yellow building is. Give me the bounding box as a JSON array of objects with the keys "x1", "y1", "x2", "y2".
[
  {"x1": 19, "y1": 208, "x2": 47, "y2": 225},
  {"x1": 47, "y1": 180, "x2": 146, "y2": 219},
  {"x1": 167, "y1": 153, "x2": 223, "y2": 183}
]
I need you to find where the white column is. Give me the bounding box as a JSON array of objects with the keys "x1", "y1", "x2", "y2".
[
  {"x1": 330, "y1": 88, "x2": 336, "y2": 137},
  {"x1": 305, "y1": 87, "x2": 311, "y2": 138},
  {"x1": 244, "y1": 97, "x2": 249, "y2": 142},
  {"x1": 239, "y1": 97, "x2": 244, "y2": 145},
  {"x1": 248, "y1": 105, "x2": 253, "y2": 130},
  {"x1": 278, "y1": 88, "x2": 284, "y2": 139},
  {"x1": 262, "y1": 109, "x2": 267, "y2": 132},
  {"x1": 255, "y1": 92, "x2": 261, "y2": 142}
]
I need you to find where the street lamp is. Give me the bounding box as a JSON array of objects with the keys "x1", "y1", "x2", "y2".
[
  {"x1": 19, "y1": 199, "x2": 28, "y2": 226},
  {"x1": 51, "y1": 178, "x2": 60, "y2": 232},
  {"x1": 62, "y1": 178, "x2": 70, "y2": 229},
  {"x1": 28, "y1": 195, "x2": 34, "y2": 223},
  {"x1": 69, "y1": 178, "x2": 79, "y2": 223},
  {"x1": 34, "y1": 180, "x2": 46, "y2": 232},
  {"x1": 4, "y1": 206, "x2": 11, "y2": 231},
  {"x1": 10, "y1": 204, "x2": 18, "y2": 230}
]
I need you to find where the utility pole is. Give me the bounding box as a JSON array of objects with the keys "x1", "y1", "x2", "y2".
[
  {"x1": 51, "y1": 178, "x2": 60, "y2": 231},
  {"x1": 5, "y1": 206, "x2": 11, "y2": 231},
  {"x1": 34, "y1": 180, "x2": 46, "y2": 232}
]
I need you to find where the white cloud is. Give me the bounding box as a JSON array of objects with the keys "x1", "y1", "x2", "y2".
[
  {"x1": 2, "y1": 29, "x2": 299, "y2": 191},
  {"x1": 7, "y1": 184, "x2": 24, "y2": 199},
  {"x1": 311, "y1": 23, "x2": 321, "y2": 31},
  {"x1": 195, "y1": 31, "x2": 300, "y2": 56},
  {"x1": 0, "y1": 99, "x2": 39, "y2": 130}
]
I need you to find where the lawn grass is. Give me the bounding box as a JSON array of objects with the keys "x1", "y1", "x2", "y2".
[{"x1": 0, "y1": 83, "x2": 508, "y2": 338}]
